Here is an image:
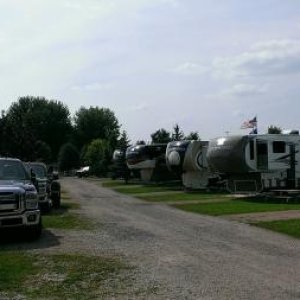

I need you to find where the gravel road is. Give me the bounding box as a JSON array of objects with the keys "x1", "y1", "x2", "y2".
[{"x1": 60, "y1": 177, "x2": 300, "y2": 299}]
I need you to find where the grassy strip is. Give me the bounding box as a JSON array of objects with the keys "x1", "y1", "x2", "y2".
[
  {"x1": 254, "y1": 219, "x2": 300, "y2": 239},
  {"x1": 113, "y1": 185, "x2": 181, "y2": 194},
  {"x1": 0, "y1": 253, "x2": 133, "y2": 299},
  {"x1": 43, "y1": 202, "x2": 93, "y2": 230},
  {"x1": 174, "y1": 200, "x2": 300, "y2": 216},
  {"x1": 139, "y1": 191, "x2": 231, "y2": 202},
  {"x1": 101, "y1": 180, "x2": 128, "y2": 187}
]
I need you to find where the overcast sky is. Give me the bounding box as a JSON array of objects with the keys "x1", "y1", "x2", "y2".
[{"x1": 1, "y1": 0, "x2": 300, "y2": 142}]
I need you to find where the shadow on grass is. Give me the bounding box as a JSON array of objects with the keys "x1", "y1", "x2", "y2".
[
  {"x1": 241, "y1": 195, "x2": 300, "y2": 204},
  {"x1": 46, "y1": 202, "x2": 80, "y2": 216},
  {"x1": 0, "y1": 229, "x2": 61, "y2": 250}
]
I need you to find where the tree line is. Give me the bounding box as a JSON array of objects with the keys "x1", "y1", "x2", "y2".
[
  {"x1": 0, "y1": 96, "x2": 121, "y2": 175},
  {"x1": 0, "y1": 96, "x2": 201, "y2": 176}
]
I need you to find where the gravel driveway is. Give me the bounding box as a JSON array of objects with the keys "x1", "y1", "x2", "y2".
[{"x1": 51, "y1": 177, "x2": 300, "y2": 299}]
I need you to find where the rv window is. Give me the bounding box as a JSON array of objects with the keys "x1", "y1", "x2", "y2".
[{"x1": 273, "y1": 141, "x2": 285, "y2": 153}]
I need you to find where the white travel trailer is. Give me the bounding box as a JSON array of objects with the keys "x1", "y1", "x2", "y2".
[
  {"x1": 207, "y1": 133, "x2": 300, "y2": 193},
  {"x1": 166, "y1": 140, "x2": 213, "y2": 189},
  {"x1": 126, "y1": 144, "x2": 175, "y2": 182}
]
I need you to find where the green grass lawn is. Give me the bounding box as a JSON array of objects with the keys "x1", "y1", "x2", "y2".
[
  {"x1": 174, "y1": 200, "x2": 300, "y2": 216},
  {"x1": 0, "y1": 252, "x2": 133, "y2": 299},
  {"x1": 254, "y1": 219, "x2": 300, "y2": 239}
]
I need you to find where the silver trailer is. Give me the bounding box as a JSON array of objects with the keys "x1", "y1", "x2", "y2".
[
  {"x1": 166, "y1": 140, "x2": 213, "y2": 189},
  {"x1": 207, "y1": 133, "x2": 300, "y2": 193}
]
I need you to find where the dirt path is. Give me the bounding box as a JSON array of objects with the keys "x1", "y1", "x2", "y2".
[{"x1": 31, "y1": 178, "x2": 300, "y2": 299}]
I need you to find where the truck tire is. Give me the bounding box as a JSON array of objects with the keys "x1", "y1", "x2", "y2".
[
  {"x1": 52, "y1": 191, "x2": 61, "y2": 208},
  {"x1": 26, "y1": 219, "x2": 42, "y2": 240}
]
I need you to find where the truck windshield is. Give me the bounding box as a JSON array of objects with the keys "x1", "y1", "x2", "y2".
[
  {"x1": 30, "y1": 165, "x2": 47, "y2": 178},
  {"x1": 0, "y1": 160, "x2": 28, "y2": 180}
]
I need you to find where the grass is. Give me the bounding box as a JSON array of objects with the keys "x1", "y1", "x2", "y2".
[
  {"x1": 139, "y1": 191, "x2": 232, "y2": 202},
  {"x1": 100, "y1": 179, "x2": 183, "y2": 194},
  {"x1": 43, "y1": 202, "x2": 93, "y2": 230},
  {"x1": 113, "y1": 185, "x2": 182, "y2": 195},
  {"x1": 0, "y1": 252, "x2": 38, "y2": 290},
  {"x1": 0, "y1": 253, "x2": 133, "y2": 299},
  {"x1": 174, "y1": 200, "x2": 300, "y2": 216},
  {"x1": 101, "y1": 179, "x2": 131, "y2": 188},
  {"x1": 43, "y1": 189, "x2": 94, "y2": 230},
  {"x1": 254, "y1": 219, "x2": 300, "y2": 239}
]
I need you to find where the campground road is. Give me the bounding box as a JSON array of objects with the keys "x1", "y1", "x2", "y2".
[{"x1": 62, "y1": 177, "x2": 300, "y2": 299}]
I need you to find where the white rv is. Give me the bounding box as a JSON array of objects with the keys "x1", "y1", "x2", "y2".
[
  {"x1": 207, "y1": 133, "x2": 300, "y2": 192},
  {"x1": 166, "y1": 140, "x2": 213, "y2": 189}
]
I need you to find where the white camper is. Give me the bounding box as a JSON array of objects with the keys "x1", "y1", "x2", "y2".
[
  {"x1": 207, "y1": 133, "x2": 300, "y2": 192},
  {"x1": 166, "y1": 140, "x2": 212, "y2": 189}
]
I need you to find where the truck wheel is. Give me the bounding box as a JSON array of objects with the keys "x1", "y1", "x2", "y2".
[
  {"x1": 52, "y1": 192, "x2": 61, "y2": 209},
  {"x1": 41, "y1": 201, "x2": 52, "y2": 214},
  {"x1": 26, "y1": 219, "x2": 42, "y2": 240}
]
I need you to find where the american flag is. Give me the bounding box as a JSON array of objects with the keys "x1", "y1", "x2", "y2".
[{"x1": 241, "y1": 116, "x2": 257, "y2": 129}]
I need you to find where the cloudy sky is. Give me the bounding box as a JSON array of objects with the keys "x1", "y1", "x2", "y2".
[{"x1": 1, "y1": 0, "x2": 300, "y2": 141}]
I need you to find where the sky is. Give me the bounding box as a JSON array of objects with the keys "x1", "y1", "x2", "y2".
[{"x1": 1, "y1": 0, "x2": 300, "y2": 142}]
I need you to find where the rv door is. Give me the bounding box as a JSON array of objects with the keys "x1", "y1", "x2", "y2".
[{"x1": 256, "y1": 140, "x2": 268, "y2": 170}]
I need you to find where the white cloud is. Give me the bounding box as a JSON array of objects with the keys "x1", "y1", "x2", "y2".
[
  {"x1": 128, "y1": 103, "x2": 151, "y2": 112},
  {"x1": 172, "y1": 62, "x2": 208, "y2": 75},
  {"x1": 222, "y1": 83, "x2": 268, "y2": 97},
  {"x1": 213, "y1": 39, "x2": 300, "y2": 79},
  {"x1": 71, "y1": 82, "x2": 114, "y2": 91}
]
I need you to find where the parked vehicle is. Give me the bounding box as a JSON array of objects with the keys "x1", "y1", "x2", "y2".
[
  {"x1": 24, "y1": 162, "x2": 52, "y2": 212},
  {"x1": 46, "y1": 165, "x2": 61, "y2": 208},
  {"x1": 207, "y1": 132, "x2": 300, "y2": 193},
  {"x1": 0, "y1": 158, "x2": 42, "y2": 239},
  {"x1": 76, "y1": 166, "x2": 90, "y2": 178}
]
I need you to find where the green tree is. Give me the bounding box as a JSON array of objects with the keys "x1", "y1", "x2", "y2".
[
  {"x1": 111, "y1": 130, "x2": 131, "y2": 181},
  {"x1": 268, "y1": 125, "x2": 282, "y2": 134},
  {"x1": 34, "y1": 140, "x2": 52, "y2": 163},
  {"x1": 117, "y1": 130, "x2": 131, "y2": 151},
  {"x1": 185, "y1": 131, "x2": 200, "y2": 140},
  {"x1": 172, "y1": 124, "x2": 184, "y2": 141},
  {"x1": 74, "y1": 106, "x2": 120, "y2": 151},
  {"x1": 84, "y1": 139, "x2": 112, "y2": 176},
  {"x1": 151, "y1": 128, "x2": 171, "y2": 143},
  {"x1": 0, "y1": 111, "x2": 7, "y2": 156},
  {"x1": 58, "y1": 143, "x2": 80, "y2": 172},
  {"x1": 2, "y1": 96, "x2": 72, "y2": 161}
]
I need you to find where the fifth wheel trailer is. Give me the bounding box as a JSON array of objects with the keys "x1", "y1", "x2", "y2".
[
  {"x1": 207, "y1": 133, "x2": 300, "y2": 193},
  {"x1": 166, "y1": 140, "x2": 214, "y2": 189},
  {"x1": 126, "y1": 144, "x2": 177, "y2": 182}
]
